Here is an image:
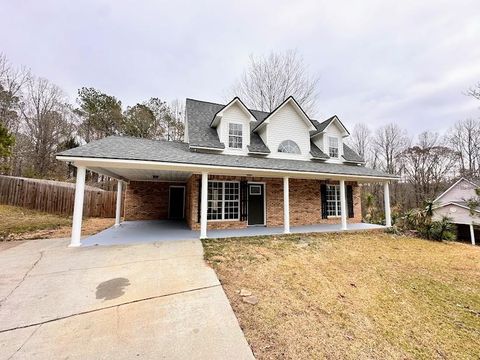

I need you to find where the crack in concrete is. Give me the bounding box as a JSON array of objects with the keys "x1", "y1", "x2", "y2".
[
  {"x1": 0, "y1": 283, "x2": 221, "y2": 334},
  {"x1": 0, "y1": 251, "x2": 44, "y2": 306},
  {"x1": 28, "y1": 254, "x2": 202, "y2": 277},
  {"x1": 7, "y1": 324, "x2": 42, "y2": 360}
]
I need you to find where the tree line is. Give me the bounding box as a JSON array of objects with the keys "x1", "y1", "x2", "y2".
[{"x1": 0, "y1": 53, "x2": 184, "y2": 179}]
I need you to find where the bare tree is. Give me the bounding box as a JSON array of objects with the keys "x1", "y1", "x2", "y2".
[
  {"x1": 448, "y1": 118, "x2": 480, "y2": 177},
  {"x1": 230, "y1": 50, "x2": 319, "y2": 113},
  {"x1": 401, "y1": 131, "x2": 459, "y2": 206},
  {"x1": 20, "y1": 76, "x2": 76, "y2": 177},
  {"x1": 373, "y1": 123, "x2": 410, "y2": 174},
  {"x1": 349, "y1": 123, "x2": 371, "y2": 160},
  {"x1": 466, "y1": 82, "x2": 480, "y2": 100}
]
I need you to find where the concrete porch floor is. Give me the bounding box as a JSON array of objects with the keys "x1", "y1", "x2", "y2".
[{"x1": 82, "y1": 220, "x2": 386, "y2": 247}]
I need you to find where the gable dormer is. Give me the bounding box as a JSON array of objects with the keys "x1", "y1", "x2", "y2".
[
  {"x1": 311, "y1": 116, "x2": 350, "y2": 163},
  {"x1": 252, "y1": 97, "x2": 317, "y2": 160},
  {"x1": 210, "y1": 97, "x2": 256, "y2": 155}
]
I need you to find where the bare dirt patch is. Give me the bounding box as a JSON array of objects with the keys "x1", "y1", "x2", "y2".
[
  {"x1": 0, "y1": 205, "x2": 114, "y2": 241},
  {"x1": 203, "y1": 232, "x2": 480, "y2": 359}
]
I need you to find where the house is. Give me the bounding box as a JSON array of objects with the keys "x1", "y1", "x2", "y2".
[
  {"x1": 432, "y1": 177, "x2": 480, "y2": 245},
  {"x1": 57, "y1": 96, "x2": 398, "y2": 246}
]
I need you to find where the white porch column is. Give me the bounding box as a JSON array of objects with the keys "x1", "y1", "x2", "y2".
[
  {"x1": 70, "y1": 166, "x2": 86, "y2": 247},
  {"x1": 283, "y1": 177, "x2": 290, "y2": 234},
  {"x1": 200, "y1": 172, "x2": 208, "y2": 239},
  {"x1": 384, "y1": 182, "x2": 392, "y2": 227},
  {"x1": 470, "y1": 224, "x2": 476, "y2": 246},
  {"x1": 114, "y1": 180, "x2": 123, "y2": 227},
  {"x1": 339, "y1": 180, "x2": 347, "y2": 230}
]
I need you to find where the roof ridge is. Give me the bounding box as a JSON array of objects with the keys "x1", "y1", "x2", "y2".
[{"x1": 186, "y1": 97, "x2": 270, "y2": 116}]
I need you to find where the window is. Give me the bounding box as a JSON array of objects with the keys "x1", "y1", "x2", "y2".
[
  {"x1": 228, "y1": 123, "x2": 243, "y2": 149},
  {"x1": 278, "y1": 140, "x2": 301, "y2": 154},
  {"x1": 207, "y1": 181, "x2": 240, "y2": 220},
  {"x1": 249, "y1": 185, "x2": 262, "y2": 195},
  {"x1": 329, "y1": 137, "x2": 339, "y2": 158},
  {"x1": 326, "y1": 184, "x2": 341, "y2": 216}
]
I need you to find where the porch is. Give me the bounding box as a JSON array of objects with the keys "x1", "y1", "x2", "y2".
[
  {"x1": 82, "y1": 220, "x2": 386, "y2": 247},
  {"x1": 56, "y1": 155, "x2": 394, "y2": 247}
]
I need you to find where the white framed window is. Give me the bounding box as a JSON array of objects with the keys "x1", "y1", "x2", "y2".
[
  {"x1": 278, "y1": 140, "x2": 301, "y2": 154},
  {"x1": 207, "y1": 181, "x2": 240, "y2": 220},
  {"x1": 249, "y1": 184, "x2": 262, "y2": 195},
  {"x1": 329, "y1": 137, "x2": 339, "y2": 158},
  {"x1": 228, "y1": 123, "x2": 243, "y2": 149},
  {"x1": 326, "y1": 184, "x2": 341, "y2": 216}
]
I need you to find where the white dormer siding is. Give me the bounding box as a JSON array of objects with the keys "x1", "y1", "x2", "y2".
[
  {"x1": 435, "y1": 178, "x2": 479, "y2": 205},
  {"x1": 262, "y1": 102, "x2": 312, "y2": 160},
  {"x1": 312, "y1": 120, "x2": 346, "y2": 163},
  {"x1": 216, "y1": 102, "x2": 251, "y2": 155}
]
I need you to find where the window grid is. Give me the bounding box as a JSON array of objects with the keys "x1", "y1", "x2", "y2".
[
  {"x1": 207, "y1": 181, "x2": 240, "y2": 220},
  {"x1": 329, "y1": 137, "x2": 339, "y2": 158},
  {"x1": 228, "y1": 123, "x2": 243, "y2": 149},
  {"x1": 278, "y1": 140, "x2": 301, "y2": 154},
  {"x1": 326, "y1": 184, "x2": 341, "y2": 216}
]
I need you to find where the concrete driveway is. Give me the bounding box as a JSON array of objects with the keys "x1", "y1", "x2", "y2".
[{"x1": 0, "y1": 238, "x2": 254, "y2": 359}]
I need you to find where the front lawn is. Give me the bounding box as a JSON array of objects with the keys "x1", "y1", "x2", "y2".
[
  {"x1": 203, "y1": 232, "x2": 480, "y2": 359},
  {"x1": 0, "y1": 205, "x2": 114, "y2": 241}
]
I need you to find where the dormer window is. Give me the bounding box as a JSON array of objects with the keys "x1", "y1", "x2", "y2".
[
  {"x1": 328, "y1": 137, "x2": 339, "y2": 158},
  {"x1": 278, "y1": 140, "x2": 301, "y2": 154},
  {"x1": 228, "y1": 123, "x2": 243, "y2": 149}
]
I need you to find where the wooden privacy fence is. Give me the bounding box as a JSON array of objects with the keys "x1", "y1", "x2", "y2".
[{"x1": 0, "y1": 175, "x2": 117, "y2": 218}]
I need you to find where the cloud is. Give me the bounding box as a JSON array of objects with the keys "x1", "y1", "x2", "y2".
[{"x1": 1, "y1": 0, "x2": 479, "y2": 134}]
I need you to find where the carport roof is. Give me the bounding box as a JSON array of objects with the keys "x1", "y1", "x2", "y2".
[{"x1": 57, "y1": 136, "x2": 398, "y2": 180}]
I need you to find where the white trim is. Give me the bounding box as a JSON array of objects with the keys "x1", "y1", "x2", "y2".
[
  {"x1": 168, "y1": 185, "x2": 185, "y2": 219},
  {"x1": 227, "y1": 121, "x2": 244, "y2": 150},
  {"x1": 247, "y1": 181, "x2": 266, "y2": 226},
  {"x1": 340, "y1": 180, "x2": 347, "y2": 230},
  {"x1": 433, "y1": 177, "x2": 479, "y2": 203},
  {"x1": 470, "y1": 224, "x2": 476, "y2": 246},
  {"x1": 283, "y1": 177, "x2": 290, "y2": 233},
  {"x1": 115, "y1": 180, "x2": 123, "y2": 227},
  {"x1": 200, "y1": 172, "x2": 208, "y2": 239},
  {"x1": 212, "y1": 98, "x2": 256, "y2": 127},
  {"x1": 255, "y1": 98, "x2": 316, "y2": 132},
  {"x1": 384, "y1": 182, "x2": 392, "y2": 227},
  {"x1": 56, "y1": 156, "x2": 398, "y2": 182},
  {"x1": 432, "y1": 201, "x2": 480, "y2": 213},
  {"x1": 70, "y1": 166, "x2": 86, "y2": 247},
  {"x1": 323, "y1": 116, "x2": 349, "y2": 137},
  {"x1": 207, "y1": 180, "x2": 241, "y2": 221}
]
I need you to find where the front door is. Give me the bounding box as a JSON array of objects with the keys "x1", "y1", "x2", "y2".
[
  {"x1": 248, "y1": 183, "x2": 265, "y2": 226},
  {"x1": 169, "y1": 186, "x2": 185, "y2": 219}
]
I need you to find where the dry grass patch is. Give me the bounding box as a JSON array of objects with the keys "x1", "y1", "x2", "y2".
[
  {"x1": 0, "y1": 205, "x2": 114, "y2": 241},
  {"x1": 203, "y1": 232, "x2": 480, "y2": 359}
]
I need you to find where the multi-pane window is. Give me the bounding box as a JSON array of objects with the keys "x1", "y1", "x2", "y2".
[
  {"x1": 207, "y1": 181, "x2": 240, "y2": 220},
  {"x1": 228, "y1": 123, "x2": 243, "y2": 149},
  {"x1": 329, "y1": 137, "x2": 339, "y2": 158},
  {"x1": 278, "y1": 140, "x2": 301, "y2": 154},
  {"x1": 326, "y1": 184, "x2": 341, "y2": 216}
]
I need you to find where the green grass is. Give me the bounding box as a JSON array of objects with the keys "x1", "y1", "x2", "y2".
[
  {"x1": 0, "y1": 204, "x2": 71, "y2": 239},
  {"x1": 203, "y1": 232, "x2": 480, "y2": 359}
]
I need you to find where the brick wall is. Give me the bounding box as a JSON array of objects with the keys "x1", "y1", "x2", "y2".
[
  {"x1": 184, "y1": 175, "x2": 362, "y2": 230},
  {"x1": 124, "y1": 181, "x2": 185, "y2": 221}
]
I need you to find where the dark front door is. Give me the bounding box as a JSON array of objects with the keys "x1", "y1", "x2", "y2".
[
  {"x1": 169, "y1": 186, "x2": 185, "y2": 219},
  {"x1": 248, "y1": 183, "x2": 265, "y2": 226}
]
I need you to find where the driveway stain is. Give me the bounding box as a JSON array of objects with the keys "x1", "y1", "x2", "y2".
[{"x1": 96, "y1": 277, "x2": 131, "y2": 300}]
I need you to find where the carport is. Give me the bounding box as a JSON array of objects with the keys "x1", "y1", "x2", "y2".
[{"x1": 82, "y1": 219, "x2": 385, "y2": 247}]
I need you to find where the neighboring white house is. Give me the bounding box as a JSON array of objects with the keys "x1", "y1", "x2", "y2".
[{"x1": 432, "y1": 178, "x2": 480, "y2": 245}]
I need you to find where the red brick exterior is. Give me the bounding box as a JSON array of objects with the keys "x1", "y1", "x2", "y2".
[
  {"x1": 124, "y1": 181, "x2": 185, "y2": 221},
  {"x1": 125, "y1": 176, "x2": 362, "y2": 228}
]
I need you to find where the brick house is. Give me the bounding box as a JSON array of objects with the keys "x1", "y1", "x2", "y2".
[{"x1": 57, "y1": 97, "x2": 397, "y2": 246}]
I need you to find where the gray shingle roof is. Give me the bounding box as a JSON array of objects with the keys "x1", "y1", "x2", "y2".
[
  {"x1": 57, "y1": 136, "x2": 397, "y2": 179},
  {"x1": 343, "y1": 144, "x2": 365, "y2": 163},
  {"x1": 310, "y1": 141, "x2": 329, "y2": 159}
]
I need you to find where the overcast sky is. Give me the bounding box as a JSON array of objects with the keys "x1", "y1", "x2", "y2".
[{"x1": 2, "y1": 0, "x2": 480, "y2": 135}]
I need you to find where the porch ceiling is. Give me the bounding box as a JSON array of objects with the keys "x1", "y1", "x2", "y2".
[{"x1": 89, "y1": 166, "x2": 192, "y2": 182}]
